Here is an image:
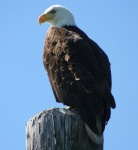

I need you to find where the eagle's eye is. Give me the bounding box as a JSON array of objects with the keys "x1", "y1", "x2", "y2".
[{"x1": 50, "y1": 10, "x2": 56, "y2": 14}]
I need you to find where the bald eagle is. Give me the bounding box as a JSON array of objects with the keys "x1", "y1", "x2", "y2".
[{"x1": 38, "y1": 5, "x2": 116, "y2": 144}]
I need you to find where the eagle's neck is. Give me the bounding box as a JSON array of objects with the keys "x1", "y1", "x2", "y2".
[
  {"x1": 52, "y1": 21, "x2": 76, "y2": 28},
  {"x1": 50, "y1": 13, "x2": 76, "y2": 27}
]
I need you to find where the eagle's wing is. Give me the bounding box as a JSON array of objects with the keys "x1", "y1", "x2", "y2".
[{"x1": 89, "y1": 39, "x2": 112, "y2": 90}]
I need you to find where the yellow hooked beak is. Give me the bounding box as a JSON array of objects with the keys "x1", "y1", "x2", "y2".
[{"x1": 38, "y1": 13, "x2": 52, "y2": 24}]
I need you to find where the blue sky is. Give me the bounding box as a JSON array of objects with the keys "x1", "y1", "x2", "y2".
[{"x1": 0, "y1": 0, "x2": 138, "y2": 149}]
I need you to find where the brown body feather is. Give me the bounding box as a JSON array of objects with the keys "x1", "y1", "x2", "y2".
[{"x1": 43, "y1": 26, "x2": 116, "y2": 134}]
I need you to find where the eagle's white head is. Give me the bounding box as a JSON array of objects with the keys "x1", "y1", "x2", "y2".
[{"x1": 38, "y1": 5, "x2": 76, "y2": 27}]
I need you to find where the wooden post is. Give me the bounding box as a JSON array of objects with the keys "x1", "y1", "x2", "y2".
[{"x1": 26, "y1": 108, "x2": 103, "y2": 150}]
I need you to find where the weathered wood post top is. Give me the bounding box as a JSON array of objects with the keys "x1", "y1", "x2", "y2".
[{"x1": 26, "y1": 108, "x2": 103, "y2": 150}]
